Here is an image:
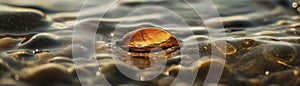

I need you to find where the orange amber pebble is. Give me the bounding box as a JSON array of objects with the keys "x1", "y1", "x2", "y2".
[{"x1": 115, "y1": 27, "x2": 182, "y2": 68}]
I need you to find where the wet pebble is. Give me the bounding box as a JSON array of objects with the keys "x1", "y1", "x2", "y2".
[
  {"x1": 211, "y1": 41, "x2": 237, "y2": 56},
  {"x1": 95, "y1": 54, "x2": 113, "y2": 60},
  {"x1": 101, "y1": 62, "x2": 140, "y2": 85},
  {"x1": 192, "y1": 58, "x2": 231, "y2": 85},
  {"x1": 262, "y1": 44, "x2": 298, "y2": 65},
  {"x1": 67, "y1": 67, "x2": 90, "y2": 79},
  {"x1": 260, "y1": 69, "x2": 300, "y2": 86},
  {"x1": 164, "y1": 65, "x2": 182, "y2": 77},
  {"x1": 5, "y1": 50, "x2": 35, "y2": 61},
  {"x1": 0, "y1": 6, "x2": 49, "y2": 34},
  {"x1": 166, "y1": 55, "x2": 182, "y2": 66},
  {"x1": 0, "y1": 78, "x2": 29, "y2": 86},
  {"x1": 238, "y1": 39, "x2": 259, "y2": 50},
  {"x1": 228, "y1": 38, "x2": 259, "y2": 51},
  {"x1": 228, "y1": 77, "x2": 259, "y2": 86},
  {"x1": 285, "y1": 28, "x2": 300, "y2": 36},
  {"x1": 233, "y1": 43, "x2": 298, "y2": 78},
  {"x1": 48, "y1": 56, "x2": 73, "y2": 63},
  {"x1": 47, "y1": 56, "x2": 74, "y2": 67},
  {"x1": 0, "y1": 37, "x2": 21, "y2": 50},
  {"x1": 18, "y1": 33, "x2": 61, "y2": 49},
  {"x1": 198, "y1": 42, "x2": 212, "y2": 56},
  {"x1": 29, "y1": 52, "x2": 54, "y2": 66},
  {"x1": 95, "y1": 54, "x2": 113, "y2": 63},
  {"x1": 22, "y1": 63, "x2": 72, "y2": 85},
  {"x1": 157, "y1": 76, "x2": 175, "y2": 86},
  {"x1": 226, "y1": 39, "x2": 260, "y2": 62}
]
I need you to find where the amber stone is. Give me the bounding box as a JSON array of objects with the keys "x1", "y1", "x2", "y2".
[{"x1": 115, "y1": 27, "x2": 182, "y2": 68}]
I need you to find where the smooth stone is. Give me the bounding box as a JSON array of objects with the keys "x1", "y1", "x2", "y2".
[
  {"x1": 22, "y1": 63, "x2": 72, "y2": 85},
  {"x1": 47, "y1": 56, "x2": 74, "y2": 67},
  {"x1": 95, "y1": 54, "x2": 113, "y2": 63},
  {"x1": 285, "y1": 28, "x2": 300, "y2": 36},
  {"x1": 48, "y1": 56, "x2": 73, "y2": 63},
  {"x1": 210, "y1": 41, "x2": 237, "y2": 56},
  {"x1": 228, "y1": 77, "x2": 259, "y2": 86},
  {"x1": 95, "y1": 54, "x2": 113, "y2": 60},
  {"x1": 67, "y1": 67, "x2": 90, "y2": 78},
  {"x1": 164, "y1": 65, "x2": 181, "y2": 77},
  {"x1": 260, "y1": 69, "x2": 300, "y2": 86},
  {"x1": 0, "y1": 37, "x2": 21, "y2": 50},
  {"x1": 262, "y1": 44, "x2": 297, "y2": 65},
  {"x1": 157, "y1": 76, "x2": 175, "y2": 86},
  {"x1": 0, "y1": 78, "x2": 29, "y2": 86},
  {"x1": 228, "y1": 38, "x2": 259, "y2": 51},
  {"x1": 198, "y1": 42, "x2": 212, "y2": 56},
  {"x1": 166, "y1": 55, "x2": 182, "y2": 66},
  {"x1": 226, "y1": 39, "x2": 260, "y2": 62},
  {"x1": 55, "y1": 45, "x2": 88, "y2": 58},
  {"x1": 192, "y1": 58, "x2": 231, "y2": 85},
  {"x1": 239, "y1": 39, "x2": 259, "y2": 50},
  {"x1": 0, "y1": 5, "x2": 49, "y2": 34},
  {"x1": 101, "y1": 62, "x2": 139, "y2": 85},
  {"x1": 36, "y1": 52, "x2": 53, "y2": 61},
  {"x1": 5, "y1": 50, "x2": 35, "y2": 61},
  {"x1": 233, "y1": 44, "x2": 296, "y2": 78},
  {"x1": 18, "y1": 33, "x2": 61, "y2": 49}
]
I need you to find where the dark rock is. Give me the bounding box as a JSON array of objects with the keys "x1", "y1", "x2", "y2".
[
  {"x1": 0, "y1": 12, "x2": 49, "y2": 34},
  {"x1": 18, "y1": 33, "x2": 61, "y2": 49},
  {"x1": 22, "y1": 63, "x2": 72, "y2": 85},
  {"x1": 233, "y1": 44, "x2": 297, "y2": 78},
  {"x1": 260, "y1": 69, "x2": 300, "y2": 86}
]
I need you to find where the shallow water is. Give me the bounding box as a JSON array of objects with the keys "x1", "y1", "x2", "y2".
[{"x1": 0, "y1": 0, "x2": 299, "y2": 86}]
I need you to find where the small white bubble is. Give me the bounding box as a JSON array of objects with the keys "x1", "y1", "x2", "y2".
[
  {"x1": 297, "y1": 7, "x2": 300, "y2": 12},
  {"x1": 140, "y1": 76, "x2": 145, "y2": 81},
  {"x1": 96, "y1": 71, "x2": 101, "y2": 76},
  {"x1": 293, "y1": 2, "x2": 298, "y2": 8},
  {"x1": 32, "y1": 49, "x2": 39, "y2": 54},
  {"x1": 110, "y1": 33, "x2": 114, "y2": 37},
  {"x1": 265, "y1": 71, "x2": 270, "y2": 76}
]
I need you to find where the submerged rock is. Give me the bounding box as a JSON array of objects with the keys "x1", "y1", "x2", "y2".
[
  {"x1": 260, "y1": 69, "x2": 300, "y2": 86},
  {"x1": 101, "y1": 62, "x2": 140, "y2": 85},
  {"x1": 233, "y1": 43, "x2": 298, "y2": 78},
  {"x1": 0, "y1": 5, "x2": 49, "y2": 34},
  {"x1": 21, "y1": 63, "x2": 72, "y2": 85},
  {"x1": 18, "y1": 33, "x2": 61, "y2": 49},
  {"x1": 0, "y1": 37, "x2": 21, "y2": 51},
  {"x1": 0, "y1": 78, "x2": 29, "y2": 86}
]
